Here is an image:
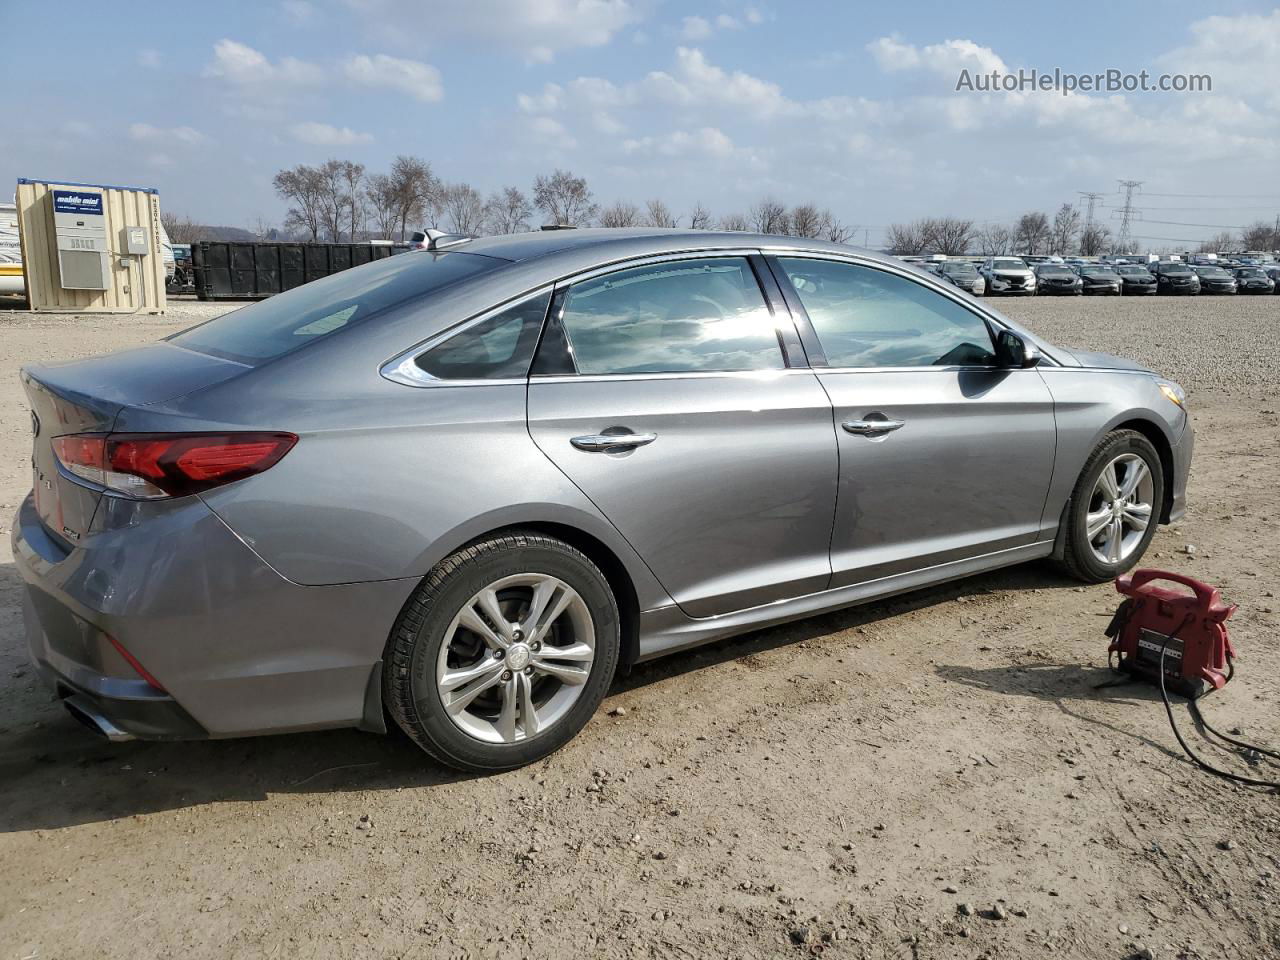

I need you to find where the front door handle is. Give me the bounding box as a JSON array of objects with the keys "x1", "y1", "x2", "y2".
[
  {"x1": 570, "y1": 433, "x2": 658, "y2": 452},
  {"x1": 842, "y1": 418, "x2": 905, "y2": 436}
]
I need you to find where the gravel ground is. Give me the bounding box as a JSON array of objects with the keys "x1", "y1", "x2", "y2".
[{"x1": 0, "y1": 294, "x2": 1277, "y2": 960}]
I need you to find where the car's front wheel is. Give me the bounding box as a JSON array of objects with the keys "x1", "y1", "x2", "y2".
[
  {"x1": 1059, "y1": 429, "x2": 1165, "y2": 583},
  {"x1": 384, "y1": 532, "x2": 620, "y2": 772}
]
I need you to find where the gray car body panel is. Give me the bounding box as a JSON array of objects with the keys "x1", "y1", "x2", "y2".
[{"x1": 11, "y1": 229, "x2": 1193, "y2": 740}]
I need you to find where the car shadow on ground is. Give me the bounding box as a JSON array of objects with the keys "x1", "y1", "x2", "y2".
[{"x1": 0, "y1": 559, "x2": 1087, "y2": 833}]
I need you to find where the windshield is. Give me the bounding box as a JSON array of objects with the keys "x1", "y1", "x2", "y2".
[
  {"x1": 1237, "y1": 268, "x2": 1265, "y2": 278},
  {"x1": 1080, "y1": 267, "x2": 1117, "y2": 276},
  {"x1": 170, "y1": 251, "x2": 503, "y2": 364},
  {"x1": 1116, "y1": 266, "x2": 1150, "y2": 275},
  {"x1": 1195, "y1": 267, "x2": 1229, "y2": 278},
  {"x1": 992, "y1": 259, "x2": 1026, "y2": 270},
  {"x1": 1037, "y1": 267, "x2": 1072, "y2": 276},
  {"x1": 942, "y1": 263, "x2": 976, "y2": 275}
]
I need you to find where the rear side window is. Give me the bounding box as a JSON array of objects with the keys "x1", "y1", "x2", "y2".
[
  {"x1": 557, "y1": 257, "x2": 784, "y2": 375},
  {"x1": 415, "y1": 291, "x2": 550, "y2": 380},
  {"x1": 170, "y1": 251, "x2": 501, "y2": 364},
  {"x1": 776, "y1": 258, "x2": 996, "y2": 369}
]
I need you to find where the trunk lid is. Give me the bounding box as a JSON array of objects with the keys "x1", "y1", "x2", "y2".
[{"x1": 22, "y1": 343, "x2": 248, "y2": 542}]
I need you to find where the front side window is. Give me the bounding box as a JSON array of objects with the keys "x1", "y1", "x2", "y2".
[
  {"x1": 415, "y1": 290, "x2": 551, "y2": 380},
  {"x1": 776, "y1": 258, "x2": 997, "y2": 369},
  {"x1": 557, "y1": 258, "x2": 784, "y2": 375}
]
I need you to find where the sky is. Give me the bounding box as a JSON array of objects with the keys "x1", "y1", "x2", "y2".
[{"x1": 5, "y1": 0, "x2": 1280, "y2": 249}]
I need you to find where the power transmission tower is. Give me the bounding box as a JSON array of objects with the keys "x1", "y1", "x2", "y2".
[
  {"x1": 1114, "y1": 180, "x2": 1142, "y2": 253},
  {"x1": 1079, "y1": 192, "x2": 1104, "y2": 230}
]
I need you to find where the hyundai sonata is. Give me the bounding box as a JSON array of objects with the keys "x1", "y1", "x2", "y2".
[{"x1": 14, "y1": 229, "x2": 1192, "y2": 771}]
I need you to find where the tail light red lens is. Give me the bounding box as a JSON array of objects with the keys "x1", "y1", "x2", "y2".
[{"x1": 53, "y1": 432, "x2": 297, "y2": 499}]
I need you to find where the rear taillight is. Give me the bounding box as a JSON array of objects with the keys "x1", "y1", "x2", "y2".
[{"x1": 53, "y1": 432, "x2": 297, "y2": 499}]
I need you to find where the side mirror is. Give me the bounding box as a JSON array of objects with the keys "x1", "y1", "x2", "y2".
[{"x1": 996, "y1": 329, "x2": 1042, "y2": 368}]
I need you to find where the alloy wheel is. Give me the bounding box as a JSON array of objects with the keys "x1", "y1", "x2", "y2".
[
  {"x1": 1086, "y1": 453, "x2": 1154, "y2": 565},
  {"x1": 433, "y1": 573, "x2": 596, "y2": 744}
]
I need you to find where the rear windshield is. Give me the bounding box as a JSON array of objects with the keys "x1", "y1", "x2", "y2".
[{"x1": 169, "y1": 251, "x2": 502, "y2": 364}]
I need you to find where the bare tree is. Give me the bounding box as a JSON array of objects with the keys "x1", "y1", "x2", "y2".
[
  {"x1": 718, "y1": 212, "x2": 749, "y2": 232},
  {"x1": 1014, "y1": 212, "x2": 1051, "y2": 255},
  {"x1": 386, "y1": 155, "x2": 440, "y2": 239},
  {"x1": 366, "y1": 173, "x2": 399, "y2": 240},
  {"x1": 272, "y1": 164, "x2": 326, "y2": 241},
  {"x1": 823, "y1": 213, "x2": 855, "y2": 244},
  {"x1": 1196, "y1": 231, "x2": 1235, "y2": 254},
  {"x1": 920, "y1": 217, "x2": 976, "y2": 255},
  {"x1": 1078, "y1": 223, "x2": 1111, "y2": 256},
  {"x1": 341, "y1": 161, "x2": 366, "y2": 240},
  {"x1": 976, "y1": 223, "x2": 1014, "y2": 256},
  {"x1": 643, "y1": 198, "x2": 679, "y2": 228},
  {"x1": 885, "y1": 221, "x2": 927, "y2": 255},
  {"x1": 688, "y1": 202, "x2": 713, "y2": 230},
  {"x1": 598, "y1": 201, "x2": 641, "y2": 228},
  {"x1": 532, "y1": 169, "x2": 598, "y2": 226},
  {"x1": 750, "y1": 197, "x2": 790, "y2": 235},
  {"x1": 160, "y1": 210, "x2": 202, "y2": 244},
  {"x1": 1240, "y1": 220, "x2": 1277, "y2": 252},
  {"x1": 789, "y1": 203, "x2": 826, "y2": 239},
  {"x1": 1049, "y1": 204, "x2": 1081, "y2": 256},
  {"x1": 484, "y1": 187, "x2": 532, "y2": 234},
  {"x1": 440, "y1": 182, "x2": 487, "y2": 235}
]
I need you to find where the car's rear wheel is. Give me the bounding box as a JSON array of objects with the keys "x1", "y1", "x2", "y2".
[
  {"x1": 384, "y1": 532, "x2": 620, "y2": 772},
  {"x1": 1059, "y1": 430, "x2": 1164, "y2": 583}
]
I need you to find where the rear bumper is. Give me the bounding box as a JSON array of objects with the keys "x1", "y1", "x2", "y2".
[{"x1": 12, "y1": 492, "x2": 415, "y2": 740}]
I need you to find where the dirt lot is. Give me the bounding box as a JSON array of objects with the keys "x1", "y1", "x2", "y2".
[{"x1": 0, "y1": 296, "x2": 1277, "y2": 960}]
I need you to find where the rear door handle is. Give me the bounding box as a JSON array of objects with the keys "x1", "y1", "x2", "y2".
[
  {"x1": 842, "y1": 418, "x2": 905, "y2": 436},
  {"x1": 570, "y1": 433, "x2": 658, "y2": 452}
]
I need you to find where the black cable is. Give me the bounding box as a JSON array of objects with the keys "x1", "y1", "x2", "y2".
[
  {"x1": 1156, "y1": 624, "x2": 1280, "y2": 790},
  {"x1": 1188, "y1": 660, "x2": 1280, "y2": 764}
]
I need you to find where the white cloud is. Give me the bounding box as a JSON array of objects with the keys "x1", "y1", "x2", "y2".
[
  {"x1": 680, "y1": 16, "x2": 711, "y2": 40},
  {"x1": 715, "y1": 14, "x2": 741, "y2": 30},
  {"x1": 343, "y1": 54, "x2": 443, "y2": 102},
  {"x1": 289, "y1": 121, "x2": 374, "y2": 145},
  {"x1": 137, "y1": 48, "x2": 162, "y2": 69},
  {"x1": 281, "y1": 0, "x2": 315, "y2": 22},
  {"x1": 345, "y1": 0, "x2": 641, "y2": 63},
  {"x1": 867, "y1": 35, "x2": 1006, "y2": 76},
  {"x1": 623, "y1": 126, "x2": 735, "y2": 158},
  {"x1": 1159, "y1": 9, "x2": 1280, "y2": 109},
  {"x1": 204, "y1": 39, "x2": 323, "y2": 86},
  {"x1": 146, "y1": 153, "x2": 173, "y2": 169},
  {"x1": 130, "y1": 123, "x2": 208, "y2": 144}
]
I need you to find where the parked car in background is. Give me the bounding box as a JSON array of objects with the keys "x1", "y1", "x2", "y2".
[
  {"x1": 1033, "y1": 263, "x2": 1082, "y2": 295},
  {"x1": 13, "y1": 228, "x2": 1192, "y2": 771},
  {"x1": 1233, "y1": 266, "x2": 1275, "y2": 294},
  {"x1": 1193, "y1": 265, "x2": 1238, "y2": 294},
  {"x1": 980, "y1": 257, "x2": 1037, "y2": 296},
  {"x1": 1151, "y1": 261, "x2": 1201, "y2": 295},
  {"x1": 1075, "y1": 265, "x2": 1123, "y2": 295},
  {"x1": 1263, "y1": 264, "x2": 1280, "y2": 292},
  {"x1": 938, "y1": 259, "x2": 984, "y2": 294},
  {"x1": 1115, "y1": 264, "x2": 1158, "y2": 295}
]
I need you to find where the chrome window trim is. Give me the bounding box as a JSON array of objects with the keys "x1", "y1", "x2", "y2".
[
  {"x1": 380, "y1": 286, "x2": 553, "y2": 388},
  {"x1": 763, "y1": 248, "x2": 1063, "y2": 368},
  {"x1": 530, "y1": 368, "x2": 820, "y2": 386}
]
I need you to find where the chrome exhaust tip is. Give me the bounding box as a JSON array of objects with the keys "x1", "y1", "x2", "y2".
[{"x1": 63, "y1": 695, "x2": 136, "y2": 743}]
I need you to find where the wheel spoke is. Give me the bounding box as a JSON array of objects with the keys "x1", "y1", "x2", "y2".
[
  {"x1": 522, "y1": 578, "x2": 576, "y2": 644},
  {"x1": 1123, "y1": 501, "x2": 1151, "y2": 530},
  {"x1": 497, "y1": 676, "x2": 517, "y2": 743},
  {"x1": 439, "y1": 656, "x2": 503, "y2": 692},
  {"x1": 1098, "y1": 463, "x2": 1121, "y2": 500},
  {"x1": 444, "y1": 667, "x2": 505, "y2": 715},
  {"x1": 532, "y1": 658, "x2": 590, "y2": 685},
  {"x1": 517, "y1": 672, "x2": 540, "y2": 737},
  {"x1": 1086, "y1": 507, "x2": 1112, "y2": 540},
  {"x1": 536, "y1": 641, "x2": 594, "y2": 663},
  {"x1": 1119, "y1": 460, "x2": 1149, "y2": 499},
  {"x1": 475, "y1": 588, "x2": 514, "y2": 643},
  {"x1": 1106, "y1": 518, "x2": 1123, "y2": 562}
]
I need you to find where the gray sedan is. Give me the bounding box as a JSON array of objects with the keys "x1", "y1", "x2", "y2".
[{"x1": 14, "y1": 229, "x2": 1192, "y2": 771}]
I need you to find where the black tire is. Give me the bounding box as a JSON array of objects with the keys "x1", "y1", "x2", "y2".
[
  {"x1": 1059, "y1": 429, "x2": 1164, "y2": 583},
  {"x1": 384, "y1": 531, "x2": 620, "y2": 772}
]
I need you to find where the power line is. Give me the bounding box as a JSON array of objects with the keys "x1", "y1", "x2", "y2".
[{"x1": 1140, "y1": 191, "x2": 1280, "y2": 200}]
